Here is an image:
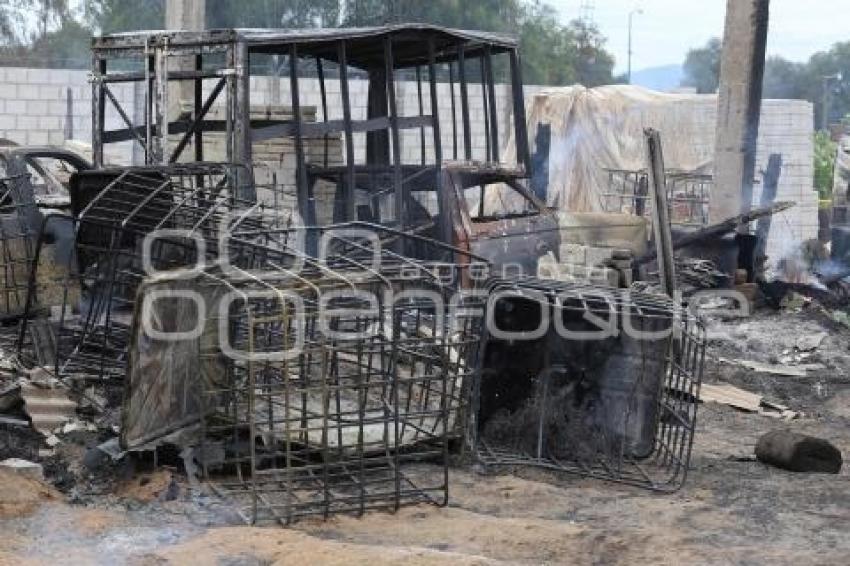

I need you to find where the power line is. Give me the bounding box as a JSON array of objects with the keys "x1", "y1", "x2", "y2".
[{"x1": 579, "y1": 0, "x2": 596, "y2": 26}]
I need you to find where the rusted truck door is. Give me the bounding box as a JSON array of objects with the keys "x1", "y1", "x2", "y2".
[{"x1": 444, "y1": 169, "x2": 559, "y2": 277}]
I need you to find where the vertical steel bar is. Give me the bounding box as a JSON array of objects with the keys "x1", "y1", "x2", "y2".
[
  {"x1": 448, "y1": 63, "x2": 458, "y2": 160},
  {"x1": 154, "y1": 42, "x2": 169, "y2": 164},
  {"x1": 338, "y1": 41, "x2": 356, "y2": 222},
  {"x1": 479, "y1": 55, "x2": 491, "y2": 162},
  {"x1": 92, "y1": 57, "x2": 106, "y2": 167},
  {"x1": 427, "y1": 39, "x2": 443, "y2": 167},
  {"x1": 316, "y1": 56, "x2": 330, "y2": 168},
  {"x1": 145, "y1": 51, "x2": 154, "y2": 164},
  {"x1": 485, "y1": 47, "x2": 500, "y2": 163},
  {"x1": 384, "y1": 37, "x2": 404, "y2": 230},
  {"x1": 225, "y1": 44, "x2": 235, "y2": 166},
  {"x1": 458, "y1": 44, "x2": 472, "y2": 161},
  {"x1": 194, "y1": 53, "x2": 204, "y2": 162},
  {"x1": 509, "y1": 49, "x2": 530, "y2": 172},
  {"x1": 427, "y1": 38, "x2": 444, "y2": 239},
  {"x1": 290, "y1": 45, "x2": 312, "y2": 225},
  {"x1": 234, "y1": 40, "x2": 254, "y2": 200},
  {"x1": 415, "y1": 65, "x2": 426, "y2": 165}
]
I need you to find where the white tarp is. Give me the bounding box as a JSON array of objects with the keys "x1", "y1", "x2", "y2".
[
  {"x1": 501, "y1": 85, "x2": 820, "y2": 263},
  {"x1": 503, "y1": 85, "x2": 715, "y2": 214}
]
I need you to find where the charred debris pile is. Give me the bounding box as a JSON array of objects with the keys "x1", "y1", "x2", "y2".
[{"x1": 0, "y1": 24, "x2": 843, "y2": 526}]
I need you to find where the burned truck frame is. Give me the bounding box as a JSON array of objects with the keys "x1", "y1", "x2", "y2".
[{"x1": 86, "y1": 26, "x2": 569, "y2": 274}]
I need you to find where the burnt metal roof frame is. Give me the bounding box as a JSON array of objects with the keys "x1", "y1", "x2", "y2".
[{"x1": 92, "y1": 24, "x2": 518, "y2": 69}]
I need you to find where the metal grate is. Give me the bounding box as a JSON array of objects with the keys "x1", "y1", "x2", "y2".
[
  {"x1": 469, "y1": 276, "x2": 705, "y2": 492},
  {"x1": 602, "y1": 168, "x2": 712, "y2": 228},
  {"x1": 18, "y1": 163, "x2": 286, "y2": 382},
  {"x1": 127, "y1": 224, "x2": 487, "y2": 524}
]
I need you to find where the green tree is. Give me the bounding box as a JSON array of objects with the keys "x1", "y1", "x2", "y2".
[
  {"x1": 7, "y1": 0, "x2": 620, "y2": 88},
  {"x1": 762, "y1": 56, "x2": 809, "y2": 100},
  {"x1": 805, "y1": 42, "x2": 850, "y2": 129},
  {"x1": 681, "y1": 37, "x2": 721, "y2": 94},
  {"x1": 85, "y1": 0, "x2": 164, "y2": 34},
  {"x1": 814, "y1": 130, "x2": 836, "y2": 200},
  {"x1": 0, "y1": 1, "x2": 36, "y2": 46},
  {"x1": 569, "y1": 19, "x2": 615, "y2": 87},
  {"x1": 23, "y1": 18, "x2": 92, "y2": 67},
  {"x1": 206, "y1": 0, "x2": 339, "y2": 28}
]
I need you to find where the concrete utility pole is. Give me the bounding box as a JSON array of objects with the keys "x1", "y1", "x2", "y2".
[
  {"x1": 165, "y1": 0, "x2": 206, "y2": 113},
  {"x1": 166, "y1": 0, "x2": 205, "y2": 33},
  {"x1": 710, "y1": 0, "x2": 769, "y2": 224}
]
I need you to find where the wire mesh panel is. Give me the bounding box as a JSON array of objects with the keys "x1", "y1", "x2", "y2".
[
  {"x1": 602, "y1": 168, "x2": 711, "y2": 228},
  {"x1": 470, "y1": 277, "x2": 705, "y2": 491},
  {"x1": 21, "y1": 163, "x2": 286, "y2": 383},
  {"x1": 0, "y1": 173, "x2": 38, "y2": 319},
  {"x1": 125, "y1": 224, "x2": 487, "y2": 524}
]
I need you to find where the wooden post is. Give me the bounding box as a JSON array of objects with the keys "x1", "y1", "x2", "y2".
[{"x1": 645, "y1": 128, "x2": 676, "y2": 297}]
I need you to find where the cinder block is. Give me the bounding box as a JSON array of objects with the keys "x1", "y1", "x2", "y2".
[
  {"x1": 0, "y1": 458, "x2": 43, "y2": 480},
  {"x1": 17, "y1": 84, "x2": 41, "y2": 100},
  {"x1": 4, "y1": 130, "x2": 26, "y2": 144},
  {"x1": 0, "y1": 115, "x2": 15, "y2": 130},
  {"x1": 28, "y1": 131, "x2": 48, "y2": 145},
  {"x1": 38, "y1": 116, "x2": 60, "y2": 130},
  {"x1": 17, "y1": 116, "x2": 39, "y2": 129},
  {"x1": 48, "y1": 130, "x2": 65, "y2": 145},
  {"x1": 70, "y1": 71, "x2": 90, "y2": 85},
  {"x1": 5, "y1": 67, "x2": 27, "y2": 82},
  {"x1": 0, "y1": 84, "x2": 16, "y2": 99},
  {"x1": 27, "y1": 100, "x2": 49, "y2": 116},
  {"x1": 48, "y1": 100, "x2": 67, "y2": 116},
  {"x1": 47, "y1": 69, "x2": 71, "y2": 85}
]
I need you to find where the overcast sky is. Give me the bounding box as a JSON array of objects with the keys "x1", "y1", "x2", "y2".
[{"x1": 549, "y1": 0, "x2": 849, "y2": 73}]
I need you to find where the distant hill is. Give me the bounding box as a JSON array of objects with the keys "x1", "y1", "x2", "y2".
[{"x1": 630, "y1": 64, "x2": 684, "y2": 92}]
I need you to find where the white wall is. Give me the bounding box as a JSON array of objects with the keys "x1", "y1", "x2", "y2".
[{"x1": 0, "y1": 66, "x2": 816, "y2": 260}]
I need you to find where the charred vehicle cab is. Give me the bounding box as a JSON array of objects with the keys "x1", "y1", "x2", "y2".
[
  {"x1": 87, "y1": 24, "x2": 558, "y2": 276},
  {"x1": 0, "y1": 146, "x2": 90, "y2": 321}
]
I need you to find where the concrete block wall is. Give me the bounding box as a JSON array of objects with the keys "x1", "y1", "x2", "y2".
[
  {"x1": 0, "y1": 66, "x2": 816, "y2": 261},
  {"x1": 661, "y1": 96, "x2": 817, "y2": 259}
]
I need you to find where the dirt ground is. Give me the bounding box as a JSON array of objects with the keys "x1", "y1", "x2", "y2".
[{"x1": 1, "y1": 307, "x2": 848, "y2": 565}]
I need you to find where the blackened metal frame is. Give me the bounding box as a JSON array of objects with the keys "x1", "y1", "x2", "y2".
[{"x1": 91, "y1": 25, "x2": 531, "y2": 230}]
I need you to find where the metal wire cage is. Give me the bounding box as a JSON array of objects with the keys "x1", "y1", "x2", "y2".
[
  {"x1": 602, "y1": 168, "x2": 712, "y2": 228},
  {"x1": 124, "y1": 224, "x2": 487, "y2": 524},
  {"x1": 469, "y1": 277, "x2": 705, "y2": 492},
  {"x1": 0, "y1": 173, "x2": 38, "y2": 319},
  {"x1": 19, "y1": 162, "x2": 286, "y2": 382}
]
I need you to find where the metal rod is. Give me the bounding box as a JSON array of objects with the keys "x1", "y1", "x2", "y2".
[
  {"x1": 92, "y1": 57, "x2": 106, "y2": 167},
  {"x1": 448, "y1": 62, "x2": 458, "y2": 160},
  {"x1": 485, "y1": 47, "x2": 500, "y2": 163},
  {"x1": 194, "y1": 53, "x2": 204, "y2": 162},
  {"x1": 480, "y1": 55, "x2": 490, "y2": 162},
  {"x1": 385, "y1": 37, "x2": 404, "y2": 231},
  {"x1": 290, "y1": 45, "x2": 312, "y2": 226},
  {"x1": 510, "y1": 49, "x2": 530, "y2": 172},
  {"x1": 316, "y1": 56, "x2": 330, "y2": 168},
  {"x1": 458, "y1": 44, "x2": 472, "y2": 161},
  {"x1": 338, "y1": 41, "x2": 356, "y2": 222},
  {"x1": 415, "y1": 65, "x2": 426, "y2": 165}
]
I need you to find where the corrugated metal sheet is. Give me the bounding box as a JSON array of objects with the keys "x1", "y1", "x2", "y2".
[{"x1": 19, "y1": 383, "x2": 76, "y2": 436}]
